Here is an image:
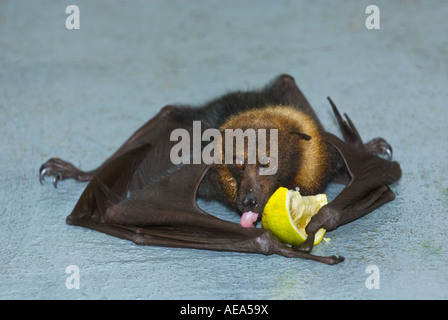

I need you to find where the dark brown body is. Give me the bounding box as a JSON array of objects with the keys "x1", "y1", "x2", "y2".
[
  {"x1": 199, "y1": 105, "x2": 343, "y2": 217},
  {"x1": 39, "y1": 74, "x2": 401, "y2": 264}
]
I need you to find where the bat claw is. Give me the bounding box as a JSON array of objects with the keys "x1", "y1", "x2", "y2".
[
  {"x1": 53, "y1": 173, "x2": 61, "y2": 188},
  {"x1": 365, "y1": 137, "x2": 393, "y2": 161},
  {"x1": 38, "y1": 158, "x2": 93, "y2": 187},
  {"x1": 327, "y1": 255, "x2": 345, "y2": 265},
  {"x1": 39, "y1": 162, "x2": 61, "y2": 187},
  {"x1": 292, "y1": 235, "x2": 316, "y2": 254},
  {"x1": 39, "y1": 167, "x2": 47, "y2": 185}
]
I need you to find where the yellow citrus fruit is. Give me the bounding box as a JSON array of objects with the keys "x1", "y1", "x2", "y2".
[{"x1": 262, "y1": 187, "x2": 327, "y2": 246}]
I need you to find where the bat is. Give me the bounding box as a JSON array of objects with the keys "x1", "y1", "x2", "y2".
[{"x1": 39, "y1": 74, "x2": 401, "y2": 265}]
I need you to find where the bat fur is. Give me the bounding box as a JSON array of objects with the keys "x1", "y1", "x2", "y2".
[{"x1": 39, "y1": 74, "x2": 401, "y2": 264}]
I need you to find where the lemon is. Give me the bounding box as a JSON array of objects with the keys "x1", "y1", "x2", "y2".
[{"x1": 262, "y1": 187, "x2": 327, "y2": 246}]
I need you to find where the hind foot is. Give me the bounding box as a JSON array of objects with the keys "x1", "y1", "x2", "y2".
[
  {"x1": 39, "y1": 158, "x2": 95, "y2": 188},
  {"x1": 365, "y1": 138, "x2": 393, "y2": 160}
]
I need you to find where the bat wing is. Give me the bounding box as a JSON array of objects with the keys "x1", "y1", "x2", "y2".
[
  {"x1": 268, "y1": 74, "x2": 322, "y2": 125},
  {"x1": 297, "y1": 105, "x2": 402, "y2": 252},
  {"x1": 67, "y1": 146, "x2": 343, "y2": 264},
  {"x1": 39, "y1": 106, "x2": 182, "y2": 188},
  {"x1": 65, "y1": 116, "x2": 344, "y2": 265}
]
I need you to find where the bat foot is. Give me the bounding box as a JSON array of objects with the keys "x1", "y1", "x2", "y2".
[
  {"x1": 292, "y1": 242, "x2": 344, "y2": 265},
  {"x1": 293, "y1": 235, "x2": 315, "y2": 253},
  {"x1": 39, "y1": 158, "x2": 94, "y2": 187},
  {"x1": 327, "y1": 255, "x2": 345, "y2": 265},
  {"x1": 365, "y1": 137, "x2": 393, "y2": 160}
]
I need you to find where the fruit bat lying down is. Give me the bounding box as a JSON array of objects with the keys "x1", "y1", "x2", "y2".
[{"x1": 39, "y1": 74, "x2": 401, "y2": 265}]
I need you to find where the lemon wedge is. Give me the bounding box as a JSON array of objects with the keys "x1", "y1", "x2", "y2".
[{"x1": 262, "y1": 187, "x2": 327, "y2": 246}]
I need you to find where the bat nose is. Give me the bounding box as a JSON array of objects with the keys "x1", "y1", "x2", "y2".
[{"x1": 242, "y1": 193, "x2": 259, "y2": 209}]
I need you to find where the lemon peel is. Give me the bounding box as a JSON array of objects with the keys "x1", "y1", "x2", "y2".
[{"x1": 262, "y1": 187, "x2": 327, "y2": 246}]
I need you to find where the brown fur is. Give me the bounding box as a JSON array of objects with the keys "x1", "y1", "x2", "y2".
[{"x1": 210, "y1": 105, "x2": 333, "y2": 214}]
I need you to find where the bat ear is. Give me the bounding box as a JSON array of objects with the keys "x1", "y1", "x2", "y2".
[{"x1": 290, "y1": 130, "x2": 312, "y2": 141}]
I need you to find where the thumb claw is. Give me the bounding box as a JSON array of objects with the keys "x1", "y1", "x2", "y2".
[
  {"x1": 39, "y1": 168, "x2": 47, "y2": 185},
  {"x1": 294, "y1": 234, "x2": 315, "y2": 253},
  {"x1": 53, "y1": 173, "x2": 61, "y2": 188}
]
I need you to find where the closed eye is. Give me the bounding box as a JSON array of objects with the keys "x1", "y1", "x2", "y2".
[
  {"x1": 234, "y1": 156, "x2": 245, "y2": 171},
  {"x1": 259, "y1": 157, "x2": 271, "y2": 168}
]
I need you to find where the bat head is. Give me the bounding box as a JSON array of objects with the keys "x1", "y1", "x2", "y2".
[
  {"x1": 215, "y1": 130, "x2": 312, "y2": 230},
  {"x1": 215, "y1": 105, "x2": 327, "y2": 227}
]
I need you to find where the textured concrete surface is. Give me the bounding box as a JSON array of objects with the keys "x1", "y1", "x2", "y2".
[{"x1": 1, "y1": 0, "x2": 447, "y2": 299}]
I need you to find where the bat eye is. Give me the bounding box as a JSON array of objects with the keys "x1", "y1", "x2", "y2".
[
  {"x1": 259, "y1": 157, "x2": 271, "y2": 168},
  {"x1": 234, "y1": 157, "x2": 245, "y2": 171}
]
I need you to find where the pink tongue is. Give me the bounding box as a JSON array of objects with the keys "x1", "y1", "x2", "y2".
[{"x1": 240, "y1": 211, "x2": 259, "y2": 228}]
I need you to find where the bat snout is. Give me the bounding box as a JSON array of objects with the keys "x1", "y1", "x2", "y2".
[
  {"x1": 238, "y1": 188, "x2": 270, "y2": 217},
  {"x1": 238, "y1": 190, "x2": 261, "y2": 213},
  {"x1": 242, "y1": 192, "x2": 259, "y2": 210}
]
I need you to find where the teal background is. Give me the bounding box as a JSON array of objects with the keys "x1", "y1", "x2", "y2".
[{"x1": 1, "y1": 0, "x2": 447, "y2": 299}]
